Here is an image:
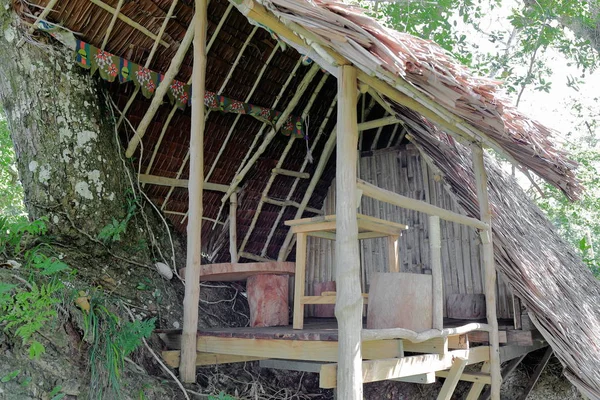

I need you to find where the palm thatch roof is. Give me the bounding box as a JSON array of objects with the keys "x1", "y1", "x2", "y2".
[{"x1": 15, "y1": 0, "x2": 599, "y2": 397}]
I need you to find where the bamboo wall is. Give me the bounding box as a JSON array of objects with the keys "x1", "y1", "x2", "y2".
[{"x1": 306, "y1": 145, "x2": 514, "y2": 319}]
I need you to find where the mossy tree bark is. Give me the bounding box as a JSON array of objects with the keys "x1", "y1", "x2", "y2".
[{"x1": 0, "y1": 10, "x2": 132, "y2": 239}]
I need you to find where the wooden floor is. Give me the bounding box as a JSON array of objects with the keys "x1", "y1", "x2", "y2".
[{"x1": 159, "y1": 318, "x2": 546, "y2": 390}]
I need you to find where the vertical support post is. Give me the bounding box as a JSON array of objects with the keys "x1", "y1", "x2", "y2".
[
  {"x1": 229, "y1": 192, "x2": 238, "y2": 262},
  {"x1": 293, "y1": 232, "x2": 307, "y2": 329},
  {"x1": 429, "y1": 216, "x2": 443, "y2": 330},
  {"x1": 179, "y1": 0, "x2": 207, "y2": 383},
  {"x1": 472, "y1": 145, "x2": 501, "y2": 400},
  {"x1": 335, "y1": 65, "x2": 363, "y2": 400}
]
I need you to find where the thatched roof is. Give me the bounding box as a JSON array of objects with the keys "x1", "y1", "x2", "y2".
[{"x1": 16, "y1": 0, "x2": 600, "y2": 397}]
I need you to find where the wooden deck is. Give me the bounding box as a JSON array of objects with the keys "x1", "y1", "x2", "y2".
[{"x1": 159, "y1": 318, "x2": 546, "y2": 390}]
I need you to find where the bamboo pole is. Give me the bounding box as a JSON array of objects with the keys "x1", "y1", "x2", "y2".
[
  {"x1": 88, "y1": 0, "x2": 170, "y2": 47},
  {"x1": 179, "y1": 0, "x2": 207, "y2": 383},
  {"x1": 261, "y1": 95, "x2": 337, "y2": 257},
  {"x1": 28, "y1": 0, "x2": 60, "y2": 34},
  {"x1": 118, "y1": 0, "x2": 180, "y2": 129},
  {"x1": 101, "y1": 0, "x2": 124, "y2": 50},
  {"x1": 125, "y1": 23, "x2": 195, "y2": 157},
  {"x1": 335, "y1": 65, "x2": 362, "y2": 400},
  {"x1": 219, "y1": 63, "x2": 321, "y2": 203},
  {"x1": 238, "y1": 71, "x2": 327, "y2": 256},
  {"x1": 159, "y1": 24, "x2": 259, "y2": 211},
  {"x1": 229, "y1": 193, "x2": 238, "y2": 262},
  {"x1": 471, "y1": 145, "x2": 501, "y2": 400},
  {"x1": 429, "y1": 216, "x2": 443, "y2": 330},
  {"x1": 277, "y1": 97, "x2": 374, "y2": 261},
  {"x1": 357, "y1": 179, "x2": 488, "y2": 230}
]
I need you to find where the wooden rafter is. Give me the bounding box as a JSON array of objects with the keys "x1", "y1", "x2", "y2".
[
  {"x1": 277, "y1": 96, "x2": 376, "y2": 261},
  {"x1": 28, "y1": 0, "x2": 60, "y2": 34},
  {"x1": 88, "y1": 0, "x2": 170, "y2": 48},
  {"x1": 100, "y1": 0, "x2": 124, "y2": 49},
  {"x1": 237, "y1": 71, "x2": 328, "y2": 257},
  {"x1": 117, "y1": 0, "x2": 180, "y2": 129},
  {"x1": 137, "y1": 173, "x2": 229, "y2": 192},
  {"x1": 159, "y1": 24, "x2": 259, "y2": 212},
  {"x1": 219, "y1": 63, "x2": 321, "y2": 204},
  {"x1": 125, "y1": 22, "x2": 195, "y2": 157},
  {"x1": 260, "y1": 94, "x2": 338, "y2": 257},
  {"x1": 159, "y1": 24, "x2": 260, "y2": 212}
]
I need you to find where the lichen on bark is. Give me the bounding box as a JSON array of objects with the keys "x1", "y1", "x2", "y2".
[{"x1": 0, "y1": 7, "x2": 128, "y2": 239}]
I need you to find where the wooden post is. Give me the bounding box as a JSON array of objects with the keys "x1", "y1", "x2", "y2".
[
  {"x1": 179, "y1": 0, "x2": 207, "y2": 383},
  {"x1": 335, "y1": 65, "x2": 363, "y2": 400},
  {"x1": 437, "y1": 357, "x2": 468, "y2": 400},
  {"x1": 472, "y1": 145, "x2": 502, "y2": 399},
  {"x1": 229, "y1": 193, "x2": 238, "y2": 262},
  {"x1": 429, "y1": 216, "x2": 443, "y2": 331},
  {"x1": 293, "y1": 232, "x2": 307, "y2": 329},
  {"x1": 387, "y1": 236, "x2": 399, "y2": 273}
]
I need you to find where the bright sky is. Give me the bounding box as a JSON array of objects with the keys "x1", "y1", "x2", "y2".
[{"x1": 462, "y1": 1, "x2": 600, "y2": 146}]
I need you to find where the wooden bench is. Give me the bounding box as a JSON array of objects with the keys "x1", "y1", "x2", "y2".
[{"x1": 180, "y1": 261, "x2": 295, "y2": 327}]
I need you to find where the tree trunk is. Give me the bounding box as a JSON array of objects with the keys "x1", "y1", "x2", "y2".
[{"x1": 0, "y1": 9, "x2": 130, "y2": 239}]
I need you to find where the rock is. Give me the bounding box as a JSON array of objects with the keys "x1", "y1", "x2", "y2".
[{"x1": 154, "y1": 262, "x2": 173, "y2": 280}]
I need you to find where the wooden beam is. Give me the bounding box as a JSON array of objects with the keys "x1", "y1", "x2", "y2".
[
  {"x1": 437, "y1": 357, "x2": 468, "y2": 400},
  {"x1": 118, "y1": 0, "x2": 181, "y2": 130},
  {"x1": 391, "y1": 373, "x2": 436, "y2": 384},
  {"x1": 356, "y1": 115, "x2": 400, "y2": 132},
  {"x1": 138, "y1": 173, "x2": 230, "y2": 193},
  {"x1": 238, "y1": 251, "x2": 272, "y2": 262},
  {"x1": 125, "y1": 23, "x2": 194, "y2": 158},
  {"x1": 262, "y1": 197, "x2": 323, "y2": 215},
  {"x1": 319, "y1": 347, "x2": 490, "y2": 389},
  {"x1": 237, "y1": 71, "x2": 328, "y2": 257},
  {"x1": 516, "y1": 348, "x2": 553, "y2": 400},
  {"x1": 277, "y1": 97, "x2": 369, "y2": 261},
  {"x1": 429, "y1": 216, "x2": 443, "y2": 330},
  {"x1": 229, "y1": 192, "x2": 238, "y2": 262},
  {"x1": 179, "y1": 0, "x2": 207, "y2": 383},
  {"x1": 205, "y1": 38, "x2": 281, "y2": 182},
  {"x1": 28, "y1": 0, "x2": 60, "y2": 34},
  {"x1": 436, "y1": 370, "x2": 491, "y2": 385},
  {"x1": 196, "y1": 336, "x2": 403, "y2": 362},
  {"x1": 272, "y1": 168, "x2": 310, "y2": 179},
  {"x1": 163, "y1": 351, "x2": 265, "y2": 368},
  {"x1": 465, "y1": 361, "x2": 491, "y2": 400},
  {"x1": 261, "y1": 95, "x2": 338, "y2": 256},
  {"x1": 335, "y1": 65, "x2": 362, "y2": 400},
  {"x1": 479, "y1": 355, "x2": 527, "y2": 400},
  {"x1": 362, "y1": 322, "x2": 491, "y2": 342},
  {"x1": 499, "y1": 341, "x2": 547, "y2": 363},
  {"x1": 260, "y1": 359, "x2": 328, "y2": 373},
  {"x1": 472, "y1": 145, "x2": 501, "y2": 400},
  {"x1": 88, "y1": 0, "x2": 170, "y2": 48},
  {"x1": 357, "y1": 179, "x2": 489, "y2": 230},
  {"x1": 101, "y1": 0, "x2": 124, "y2": 49},
  {"x1": 220, "y1": 63, "x2": 321, "y2": 203}
]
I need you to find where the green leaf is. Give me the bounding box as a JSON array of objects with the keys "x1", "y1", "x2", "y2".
[
  {"x1": 29, "y1": 340, "x2": 45, "y2": 359},
  {"x1": 49, "y1": 385, "x2": 62, "y2": 396},
  {"x1": 1, "y1": 370, "x2": 20, "y2": 383}
]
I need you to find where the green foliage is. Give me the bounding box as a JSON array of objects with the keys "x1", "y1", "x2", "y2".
[
  {"x1": 97, "y1": 193, "x2": 138, "y2": 244},
  {"x1": 0, "y1": 217, "x2": 47, "y2": 255},
  {"x1": 0, "y1": 279, "x2": 62, "y2": 359},
  {"x1": 0, "y1": 110, "x2": 25, "y2": 222},
  {"x1": 1, "y1": 370, "x2": 20, "y2": 383},
  {"x1": 83, "y1": 295, "x2": 155, "y2": 398}
]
